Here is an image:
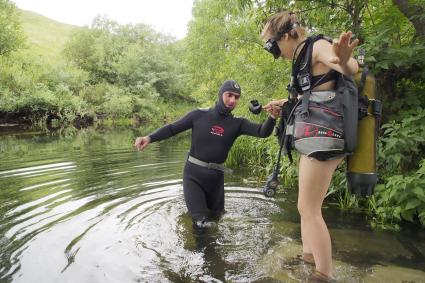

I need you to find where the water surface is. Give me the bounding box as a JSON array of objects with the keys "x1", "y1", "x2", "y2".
[{"x1": 0, "y1": 128, "x2": 424, "y2": 282}]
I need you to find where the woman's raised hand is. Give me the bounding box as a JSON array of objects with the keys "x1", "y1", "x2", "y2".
[{"x1": 330, "y1": 31, "x2": 359, "y2": 66}]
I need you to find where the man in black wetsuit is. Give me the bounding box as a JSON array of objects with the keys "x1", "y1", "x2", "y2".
[{"x1": 134, "y1": 80, "x2": 278, "y2": 229}]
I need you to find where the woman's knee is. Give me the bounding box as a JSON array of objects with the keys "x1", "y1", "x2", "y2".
[{"x1": 297, "y1": 202, "x2": 322, "y2": 220}]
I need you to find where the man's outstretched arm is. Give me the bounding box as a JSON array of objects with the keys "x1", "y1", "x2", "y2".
[
  {"x1": 239, "y1": 115, "x2": 276, "y2": 138},
  {"x1": 134, "y1": 110, "x2": 198, "y2": 151}
]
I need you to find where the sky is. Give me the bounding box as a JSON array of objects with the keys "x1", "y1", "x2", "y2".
[{"x1": 12, "y1": 0, "x2": 194, "y2": 39}]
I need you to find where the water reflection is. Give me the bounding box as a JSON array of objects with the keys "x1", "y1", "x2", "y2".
[{"x1": 0, "y1": 127, "x2": 424, "y2": 282}]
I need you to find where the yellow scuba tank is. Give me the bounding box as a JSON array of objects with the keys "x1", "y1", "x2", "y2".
[{"x1": 346, "y1": 49, "x2": 382, "y2": 196}]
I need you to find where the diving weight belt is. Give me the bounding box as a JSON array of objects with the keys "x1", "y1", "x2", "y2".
[{"x1": 187, "y1": 155, "x2": 233, "y2": 174}]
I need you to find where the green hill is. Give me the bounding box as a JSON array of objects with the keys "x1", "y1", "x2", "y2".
[{"x1": 18, "y1": 9, "x2": 80, "y2": 61}]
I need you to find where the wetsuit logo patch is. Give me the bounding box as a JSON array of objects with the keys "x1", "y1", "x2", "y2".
[{"x1": 211, "y1": 125, "x2": 224, "y2": 136}]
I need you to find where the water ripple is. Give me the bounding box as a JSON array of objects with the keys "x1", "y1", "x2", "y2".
[{"x1": 0, "y1": 162, "x2": 76, "y2": 178}]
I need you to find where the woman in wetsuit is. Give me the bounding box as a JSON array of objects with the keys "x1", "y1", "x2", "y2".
[
  {"x1": 261, "y1": 11, "x2": 359, "y2": 282},
  {"x1": 134, "y1": 80, "x2": 279, "y2": 229}
]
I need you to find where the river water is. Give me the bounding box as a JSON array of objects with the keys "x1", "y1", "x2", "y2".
[{"x1": 0, "y1": 127, "x2": 424, "y2": 283}]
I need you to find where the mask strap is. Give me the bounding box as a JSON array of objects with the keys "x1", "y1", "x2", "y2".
[{"x1": 276, "y1": 21, "x2": 300, "y2": 40}]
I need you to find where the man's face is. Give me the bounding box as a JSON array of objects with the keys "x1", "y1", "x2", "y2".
[{"x1": 222, "y1": 91, "x2": 241, "y2": 110}]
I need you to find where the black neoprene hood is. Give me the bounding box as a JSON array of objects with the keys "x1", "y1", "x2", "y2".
[{"x1": 218, "y1": 80, "x2": 241, "y2": 96}]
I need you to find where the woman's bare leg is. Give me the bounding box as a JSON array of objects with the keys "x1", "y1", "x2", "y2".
[
  {"x1": 298, "y1": 155, "x2": 343, "y2": 277},
  {"x1": 301, "y1": 218, "x2": 312, "y2": 253}
]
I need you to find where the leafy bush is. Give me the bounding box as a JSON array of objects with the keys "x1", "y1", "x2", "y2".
[
  {"x1": 79, "y1": 83, "x2": 110, "y2": 107},
  {"x1": 0, "y1": 0, "x2": 25, "y2": 55},
  {"x1": 365, "y1": 108, "x2": 425, "y2": 228},
  {"x1": 100, "y1": 86, "x2": 133, "y2": 118},
  {"x1": 370, "y1": 160, "x2": 425, "y2": 229},
  {"x1": 378, "y1": 108, "x2": 425, "y2": 176},
  {"x1": 63, "y1": 17, "x2": 189, "y2": 102},
  {"x1": 45, "y1": 63, "x2": 89, "y2": 93}
]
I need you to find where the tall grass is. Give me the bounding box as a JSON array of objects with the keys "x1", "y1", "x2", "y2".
[{"x1": 226, "y1": 135, "x2": 298, "y2": 189}]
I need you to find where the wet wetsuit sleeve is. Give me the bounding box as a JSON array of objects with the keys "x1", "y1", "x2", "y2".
[
  {"x1": 238, "y1": 116, "x2": 276, "y2": 138},
  {"x1": 148, "y1": 110, "x2": 197, "y2": 142}
]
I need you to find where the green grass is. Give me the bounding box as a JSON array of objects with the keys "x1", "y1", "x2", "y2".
[{"x1": 18, "y1": 9, "x2": 79, "y2": 62}]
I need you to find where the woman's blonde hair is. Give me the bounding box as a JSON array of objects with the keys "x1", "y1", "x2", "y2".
[{"x1": 261, "y1": 11, "x2": 306, "y2": 40}]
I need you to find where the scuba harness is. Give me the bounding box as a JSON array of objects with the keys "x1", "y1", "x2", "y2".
[
  {"x1": 263, "y1": 35, "x2": 382, "y2": 197},
  {"x1": 263, "y1": 37, "x2": 311, "y2": 197}
]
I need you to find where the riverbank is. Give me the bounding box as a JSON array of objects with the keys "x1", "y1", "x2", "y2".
[{"x1": 0, "y1": 101, "x2": 194, "y2": 131}]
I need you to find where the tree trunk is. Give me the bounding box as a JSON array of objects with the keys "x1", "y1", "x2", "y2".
[{"x1": 393, "y1": 0, "x2": 425, "y2": 38}]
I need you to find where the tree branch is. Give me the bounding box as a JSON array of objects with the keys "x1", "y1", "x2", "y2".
[{"x1": 392, "y1": 0, "x2": 425, "y2": 38}]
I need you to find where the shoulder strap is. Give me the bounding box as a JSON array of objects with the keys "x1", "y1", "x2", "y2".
[
  {"x1": 294, "y1": 34, "x2": 332, "y2": 89},
  {"x1": 297, "y1": 35, "x2": 327, "y2": 119},
  {"x1": 357, "y1": 66, "x2": 369, "y2": 95}
]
